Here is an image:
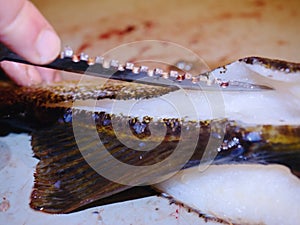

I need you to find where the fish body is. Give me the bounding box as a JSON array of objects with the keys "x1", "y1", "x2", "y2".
[{"x1": 0, "y1": 57, "x2": 300, "y2": 223}]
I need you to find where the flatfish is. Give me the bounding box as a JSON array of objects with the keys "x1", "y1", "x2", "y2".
[{"x1": 0, "y1": 57, "x2": 299, "y2": 224}]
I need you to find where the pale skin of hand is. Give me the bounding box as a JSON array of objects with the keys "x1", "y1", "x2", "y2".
[{"x1": 0, "y1": 0, "x2": 61, "y2": 86}]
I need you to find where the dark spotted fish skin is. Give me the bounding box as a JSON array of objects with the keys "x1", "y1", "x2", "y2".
[{"x1": 28, "y1": 107, "x2": 300, "y2": 213}]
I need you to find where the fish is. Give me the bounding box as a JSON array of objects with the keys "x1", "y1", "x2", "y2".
[{"x1": 0, "y1": 56, "x2": 300, "y2": 224}]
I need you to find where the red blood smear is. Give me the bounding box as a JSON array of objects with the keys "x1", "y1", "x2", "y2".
[
  {"x1": 98, "y1": 25, "x2": 136, "y2": 40},
  {"x1": 252, "y1": 0, "x2": 266, "y2": 7},
  {"x1": 120, "y1": 25, "x2": 135, "y2": 35},
  {"x1": 77, "y1": 43, "x2": 91, "y2": 53},
  {"x1": 143, "y1": 21, "x2": 154, "y2": 29}
]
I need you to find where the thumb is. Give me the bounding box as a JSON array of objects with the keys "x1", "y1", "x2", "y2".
[{"x1": 0, "y1": 0, "x2": 61, "y2": 64}]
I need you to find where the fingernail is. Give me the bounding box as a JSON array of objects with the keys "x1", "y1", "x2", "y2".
[{"x1": 35, "y1": 29, "x2": 61, "y2": 64}]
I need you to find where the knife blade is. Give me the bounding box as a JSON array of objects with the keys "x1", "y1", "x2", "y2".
[{"x1": 0, "y1": 44, "x2": 273, "y2": 91}]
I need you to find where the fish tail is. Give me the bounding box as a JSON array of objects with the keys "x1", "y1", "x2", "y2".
[{"x1": 30, "y1": 122, "x2": 130, "y2": 213}]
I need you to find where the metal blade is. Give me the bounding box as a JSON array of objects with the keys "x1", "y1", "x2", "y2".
[{"x1": 0, "y1": 44, "x2": 273, "y2": 91}]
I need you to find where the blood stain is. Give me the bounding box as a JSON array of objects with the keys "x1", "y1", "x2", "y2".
[
  {"x1": 77, "y1": 43, "x2": 91, "y2": 53},
  {"x1": 143, "y1": 21, "x2": 154, "y2": 29},
  {"x1": 98, "y1": 25, "x2": 136, "y2": 40},
  {"x1": 252, "y1": 0, "x2": 266, "y2": 7}
]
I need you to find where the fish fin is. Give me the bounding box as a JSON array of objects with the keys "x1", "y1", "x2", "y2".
[
  {"x1": 30, "y1": 122, "x2": 130, "y2": 214},
  {"x1": 30, "y1": 112, "x2": 195, "y2": 213}
]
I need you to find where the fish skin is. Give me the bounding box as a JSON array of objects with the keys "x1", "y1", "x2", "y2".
[
  {"x1": 0, "y1": 57, "x2": 300, "y2": 213},
  {"x1": 28, "y1": 109, "x2": 300, "y2": 213}
]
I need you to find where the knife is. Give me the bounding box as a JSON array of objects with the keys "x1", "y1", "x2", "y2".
[{"x1": 0, "y1": 43, "x2": 272, "y2": 91}]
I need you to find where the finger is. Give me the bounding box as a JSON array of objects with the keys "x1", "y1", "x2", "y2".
[
  {"x1": 1, "y1": 61, "x2": 61, "y2": 86},
  {"x1": 36, "y1": 67, "x2": 61, "y2": 84},
  {"x1": 0, "y1": 0, "x2": 61, "y2": 64},
  {"x1": 0, "y1": 61, "x2": 42, "y2": 86}
]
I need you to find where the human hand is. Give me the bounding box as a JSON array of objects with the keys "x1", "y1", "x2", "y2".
[{"x1": 0, "y1": 0, "x2": 61, "y2": 86}]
